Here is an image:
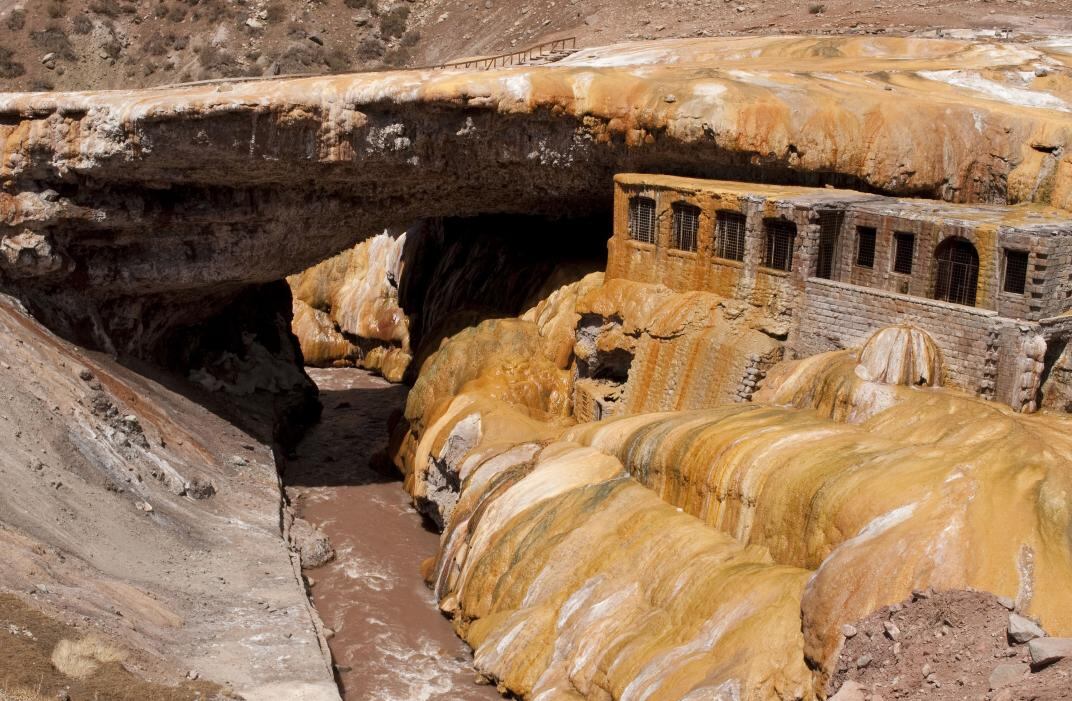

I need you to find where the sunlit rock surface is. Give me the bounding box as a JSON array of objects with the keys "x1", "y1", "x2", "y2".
[
  {"x1": 288, "y1": 230, "x2": 411, "y2": 382},
  {"x1": 0, "y1": 295, "x2": 338, "y2": 700},
  {"x1": 434, "y1": 440, "x2": 817, "y2": 700},
  {"x1": 397, "y1": 261, "x2": 1072, "y2": 698},
  {"x1": 1, "y1": 35, "x2": 1071, "y2": 356},
  {"x1": 855, "y1": 325, "x2": 942, "y2": 387}
]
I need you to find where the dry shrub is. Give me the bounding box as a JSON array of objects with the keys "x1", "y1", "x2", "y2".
[
  {"x1": 88, "y1": 0, "x2": 130, "y2": 17},
  {"x1": 265, "y1": 1, "x2": 286, "y2": 22},
  {"x1": 0, "y1": 687, "x2": 51, "y2": 701},
  {"x1": 50, "y1": 636, "x2": 125, "y2": 680},
  {"x1": 72, "y1": 14, "x2": 93, "y2": 34},
  {"x1": 0, "y1": 47, "x2": 26, "y2": 79},
  {"x1": 379, "y1": 5, "x2": 409, "y2": 39},
  {"x1": 323, "y1": 47, "x2": 351, "y2": 72},
  {"x1": 356, "y1": 36, "x2": 385, "y2": 60},
  {"x1": 6, "y1": 8, "x2": 26, "y2": 31},
  {"x1": 384, "y1": 46, "x2": 410, "y2": 67},
  {"x1": 30, "y1": 26, "x2": 76, "y2": 60}
]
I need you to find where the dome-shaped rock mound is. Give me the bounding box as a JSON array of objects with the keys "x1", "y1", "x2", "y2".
[{"x1": 856, "y1": 325, "x2": 942, "y2": 387}]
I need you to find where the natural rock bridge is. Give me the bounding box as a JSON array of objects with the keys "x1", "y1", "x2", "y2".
[{"x1": 1, "y1": 35, "x2": 1070, "y2": 354}]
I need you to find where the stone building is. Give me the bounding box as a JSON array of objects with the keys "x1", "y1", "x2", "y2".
[{"x1": 608, "y1": 174, "x2": 1072, "y2": 411}]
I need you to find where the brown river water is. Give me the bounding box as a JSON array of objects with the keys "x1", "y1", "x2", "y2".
[{"x1": 283, "y1": 368, "x2": 501, "y2": 701}]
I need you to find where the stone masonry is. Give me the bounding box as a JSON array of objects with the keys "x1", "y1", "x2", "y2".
[{"x1": 607, "y1": 174, "x2": 1072, "y2": 411}]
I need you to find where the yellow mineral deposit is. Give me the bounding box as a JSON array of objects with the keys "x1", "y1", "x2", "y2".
[
  {"x1": 288, "y1": 232, "x2": 411, "y2": 381},
  {"x1": 396, "y1": 264, "x2": 1072, "y2": 698}
]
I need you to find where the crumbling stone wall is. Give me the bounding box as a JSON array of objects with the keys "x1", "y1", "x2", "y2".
[{"x1": 792, "y1": 278, "x2": 1036, "y2": 407}]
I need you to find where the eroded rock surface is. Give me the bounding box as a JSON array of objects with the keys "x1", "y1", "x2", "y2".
[
  {"x1": 289, "y1": 229, "x2": 412, "y2": 381},
  {"x1": 0, "y1": 294, "x2": 338, "y2": 700},
  {"x1": 393, "y1": 257, "x2": 1072, "y2": 699},
  {"x1": 2, "y1": 36, "x2": 1071, "y2": 355}
]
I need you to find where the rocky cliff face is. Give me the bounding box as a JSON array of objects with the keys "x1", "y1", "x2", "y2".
[
  {"x1": 1, "y1": 36, "x2": 1070, "y2": 349},
  {"x1": 0, "y1": 294, "x2": 338, "y2": 700},
  {"x1": 288, "y1": 214, "x2": 607, "y2": 383},
  {"x1": 289, "y1": 229, "x2": 412, "y2": 381},
  {"x1": 394, "y1": 260, "x2": 1072, "y2": 698}
]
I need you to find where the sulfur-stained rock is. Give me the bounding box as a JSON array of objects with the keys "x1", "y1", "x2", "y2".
[
  {"x1": 855, "y1": 325, "x2": 942, "y2": 387},
  {"x1": 435, "y1": 440, "x2": 818, "y2": 700},
  {"x1": 288, "y1": 230, "x2": 412, "y2": 380},
  {"x1": 2, "y1": 36, "x2": 1072, "y2": 356}
]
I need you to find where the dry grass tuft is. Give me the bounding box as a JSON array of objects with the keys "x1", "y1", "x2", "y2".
[
  {"x1": 50, "y1": 636, "x2": 126, "y2": 680},
  {"x1": 0, "y1": 686, "x2": 50, "y2": 701}
]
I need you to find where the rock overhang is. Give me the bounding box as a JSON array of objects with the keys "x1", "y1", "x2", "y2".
[{"x1": 0, "y1": 35, "x2": 1070, "y2": 333}]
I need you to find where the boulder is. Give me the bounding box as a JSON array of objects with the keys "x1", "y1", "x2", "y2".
[
  {"x1": 1028, "y1": 637, "x2": 1072, "y2": 667},
  {"x1": 1008, "y1": 613, "x2": 1045, "y2": 644},
  {"x1": 989, "y1": 662, "x2": 1027, "y2": 690}
]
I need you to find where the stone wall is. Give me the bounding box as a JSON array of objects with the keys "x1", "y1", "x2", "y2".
[{"x1": 791, "y1": 278, "x2": 1038, "y2": 406}]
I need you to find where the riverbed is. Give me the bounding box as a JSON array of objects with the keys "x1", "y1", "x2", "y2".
[{"x1": 283, "y1": 368, "x2": 501, "y2": 701}]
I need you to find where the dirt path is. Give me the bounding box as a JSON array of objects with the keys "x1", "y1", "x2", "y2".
[{"x1": 283, "y1": 368, "x2": 500, "y2": 701}]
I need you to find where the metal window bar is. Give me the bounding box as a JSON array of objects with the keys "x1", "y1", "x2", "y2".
[
  {"x1": 893, "y1": 232, "x2": 915, "y2": 274},
  {"x1": 934, "y1": 240, "x2": 979, "y2": 307},
  {"x1": 764, "y1": 219, "x2": 796, "y2": 271},
  {"x1": 856, "y1": 227, "x2": 876, "y2": 268},
  {"x1": 628, "y1": 197, "x2": 657, "y2": 244},
  {"x1": 671, "y1": 204, "x2": 700, "y2": 252},
  {"x1": 715, "y1": 211, "x2": 747, "y2": 261},
  {"x1": 1003, "y1": 249, "x2": 1029, "y2": 294},
  {"x1": 815, "y1": 209, "x2": 843, "y2": 279}
]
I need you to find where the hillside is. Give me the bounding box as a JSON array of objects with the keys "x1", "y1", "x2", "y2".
[{"x1": 1, "y1": 0, "x2": 1070, "y2": 92}]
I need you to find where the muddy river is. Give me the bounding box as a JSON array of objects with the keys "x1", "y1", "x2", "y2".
[{"x1": 283, "y1": 368, "x2": 500, "y2": 701}]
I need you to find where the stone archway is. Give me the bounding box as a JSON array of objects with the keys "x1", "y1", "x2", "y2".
[{"x1": 934, "y1": 237, "x2": 980, "y2": 306}]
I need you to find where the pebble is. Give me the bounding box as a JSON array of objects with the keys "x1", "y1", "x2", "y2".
[
  {"x1": 856, "y1": 654, "x2": 872, "y2": 669},
  {"x1": 997, "y1": 596, "x2": 1015, "y2": 611},
  {"x1": 841, "y1": 623, "x2": 858, "y2": 638},
  {"x1": 883, "y1": 620, "x2": 901, "y2": 641}
]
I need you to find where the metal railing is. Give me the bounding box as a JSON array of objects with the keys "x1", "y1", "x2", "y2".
[
  {"x1": 431, "y1": 37, "x2": 577, "y2": 71},
  {"x1": 146, "y1": 37, "x2": 579, "y2": 91}
]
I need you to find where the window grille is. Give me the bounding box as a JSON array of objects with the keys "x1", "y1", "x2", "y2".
[
  {"x1": 671, "y1": 203, "x2": 700, "y2": 252},
  {"x1": 893, "y1": 232, "x2": 915, "y2": 274},
  {"x1": 934, "y1": 238, "x2": 979, "y2": 307},
  {"x1": 1003, "y1": 249, "x2": 1029, "y2": 294},
  {"x1": 715, "y1": 211, "x2": 747, "y2": 261},
  {"x1": 856, "y1": 227, "x2": 876, "y2": 268},
  {"x1": 628, "y1": 196, "x2": 657, "y2": 244},
  {"x1": 815, "y1": 209, "x2": 844, "y2": 279},
  {"x1": 763, "y1": 219, "x2": 796, "y2": 271}
]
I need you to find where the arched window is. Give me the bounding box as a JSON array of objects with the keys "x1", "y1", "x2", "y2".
[
  {"x1": 671, "y1": 203, "x2": 700, "y2": 251},
  {"x1": 628, "y1": 196, "x2": 657, "y2": 244},
  {"x1": 763, "y1": 218, "x2": 797, "y2": 272},
  {"x1": 934, "y1": 237, "x2": 979, "y2": 307}
]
